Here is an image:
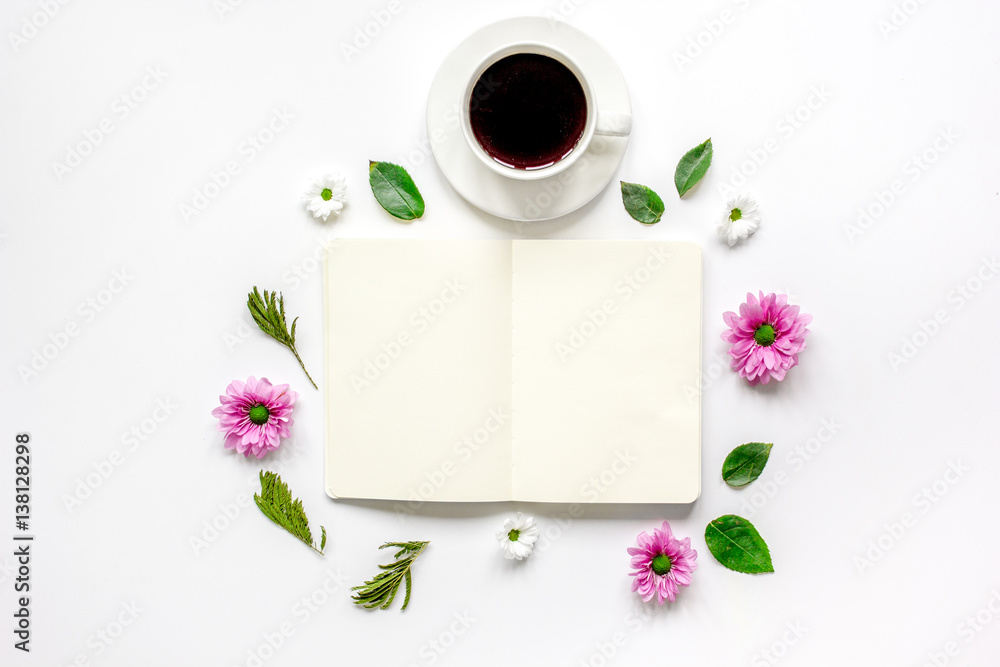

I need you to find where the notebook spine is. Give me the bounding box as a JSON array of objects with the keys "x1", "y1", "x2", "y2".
[{"x1": 510, "y1": 256, "x2": 516, "y2": 500}]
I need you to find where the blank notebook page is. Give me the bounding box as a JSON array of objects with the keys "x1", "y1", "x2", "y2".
[
  {"x1": 510, "y1": 240, "x2": 702, "y2": 503},
  {"x1": 324, "y1": 239, "x2": 513, "y2": 501}
]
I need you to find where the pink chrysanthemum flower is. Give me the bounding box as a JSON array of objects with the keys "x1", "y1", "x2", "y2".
[
  {"x1": 211, "y1": 376, "x2": 297, "y2": 459},
  {"x1": 722, "y1": 292, "x2": 812, "y2": 386},
  {"x1": 628, "y1": 521, "x2": 698, "y2": 604}
]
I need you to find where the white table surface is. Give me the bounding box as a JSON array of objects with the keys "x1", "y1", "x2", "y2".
[{"x1": 2, "y1": 1, "x2": 999, "y2": 665}]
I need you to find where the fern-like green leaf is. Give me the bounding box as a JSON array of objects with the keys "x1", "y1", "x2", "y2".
[
  {"x1": 402, "y1": 569, "x2": 412, "y2": 609},
  {"x1": 247, "y1": 287, "x2": 317, "y2": 389},
  {"x1": 253, "y1": 470, "x2": 326, "y2": 555},
  {"x1": 351, "y1": 541, "x2": 429, "y2": 611}
]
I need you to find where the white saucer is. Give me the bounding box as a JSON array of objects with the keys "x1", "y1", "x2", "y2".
[{"x1": 426, "y1": 17, "x2": 631, "y2": 222}]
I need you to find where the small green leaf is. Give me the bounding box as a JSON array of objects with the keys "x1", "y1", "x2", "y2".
[
  {"x1": 722, "y1": 442, "x2": 773, "y2": 487},
  {"x1": 674, "y1": 138, "x2": 713, "y2": 197},
  {"x1": 620, "y1": 181, "x2": 664, "y2": 224},
  {"x1": 705, "y1": 514, "x2": 773, "y2": 574},
  {"x1": 369, "y1": 161, "x2": 425, "y2": 220}
]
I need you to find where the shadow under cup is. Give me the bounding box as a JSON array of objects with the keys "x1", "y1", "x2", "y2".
[{"x1": 468, "y1": 51, "x2": 589, "y2": 172}]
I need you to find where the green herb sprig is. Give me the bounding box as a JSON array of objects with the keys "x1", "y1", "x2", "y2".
[
  {"x1": 247, "y1": 287, "x2": 317, "y2": 389},
  {"x1": 351, "y1": 541, "x2": 430, "y2": 610},
  {"x1": 253, "y1": 470, "x2": 326, "y2": 555}
]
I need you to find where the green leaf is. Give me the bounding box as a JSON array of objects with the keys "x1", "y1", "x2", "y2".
[
  {"x1": 351, "y1": 541, "x2": 429, "y2": 611},
  {"x1": 369, "y1": 161, "x2": 425, "y2": 220},
  {"x1": 254, "y1": 470, "x2": 326, "y2": 555},
  {"x1": 402, "y1": 569, "x2": 412, "y2": 610},
  {"x1": 722, "y1": 442, "x2": 773, "y2": 487},
  {"x1": 620, "y1": 181, "x2": 664, "y2": 224},
  {"x1": 674, "y1": 138, "x2": 713, "y2": 197},
  {"x1": 705, "y1": 514, "x2": 773, "y2": 574},
  {"x1": 247, "y1": 287, "x2": 317, "y2": 389}
]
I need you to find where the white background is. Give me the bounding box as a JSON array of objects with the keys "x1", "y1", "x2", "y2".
[{"x1": 2, "y1": 1, "x2": 999, "y2": 665}]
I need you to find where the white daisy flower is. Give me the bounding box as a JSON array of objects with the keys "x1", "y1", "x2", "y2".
[
  {"x1": 717, "y1": 193, "x2": 761, "y2": 246},
  {"x1": 302, "y1": 171, "x2": 348, "y2": 221},
  {"x1": 496, "y1": 513, "x2": 539, "y2": 560}
]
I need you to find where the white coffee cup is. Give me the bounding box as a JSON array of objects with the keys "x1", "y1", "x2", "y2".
[{"x1": 460, "y1": 43, "x2": 632, "y2": 181}]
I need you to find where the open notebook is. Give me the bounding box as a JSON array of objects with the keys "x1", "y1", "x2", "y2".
[{"x1": 323, "y1": 239, "x2": 701, "y2": 504}]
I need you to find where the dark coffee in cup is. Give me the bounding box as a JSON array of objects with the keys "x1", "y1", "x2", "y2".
[{"x1": 469, "y1": 53, "x2": 587, "y2": 170}]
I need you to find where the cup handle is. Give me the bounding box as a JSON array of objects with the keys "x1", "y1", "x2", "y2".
[{"x1": 594, "y1": 111, "x2": 632, "y2": 137}]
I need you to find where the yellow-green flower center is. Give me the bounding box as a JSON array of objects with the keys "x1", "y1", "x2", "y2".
[
  {"x1": 507, "y1": 529, "x2": 520, "y2": 542},
  {"x1": 651, "y1": 554, "x2": 672, "y2": 575},
  {"x1": 321, "y1": 188, "x2": 333, "y2": 201},
  {"x1": 248, "y1": 404, "x2": 270, "y2": 425},
  {"x1": 729, "y1": 207, "x2": 743, "y2": 222},
  {"x1": 754, "y1": 323, "x2": 776, "y2": 347}
]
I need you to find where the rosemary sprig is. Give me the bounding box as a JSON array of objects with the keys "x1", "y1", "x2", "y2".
[
  {"x1": 351, "y1": 541, "x2": 430, "y2": 611},
  {"x1": 253, "y1": 470, "x2": 326, "y2": 555},
  {"x1": 247, "y1": 287, "x2": 317, "y2": 389}
]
